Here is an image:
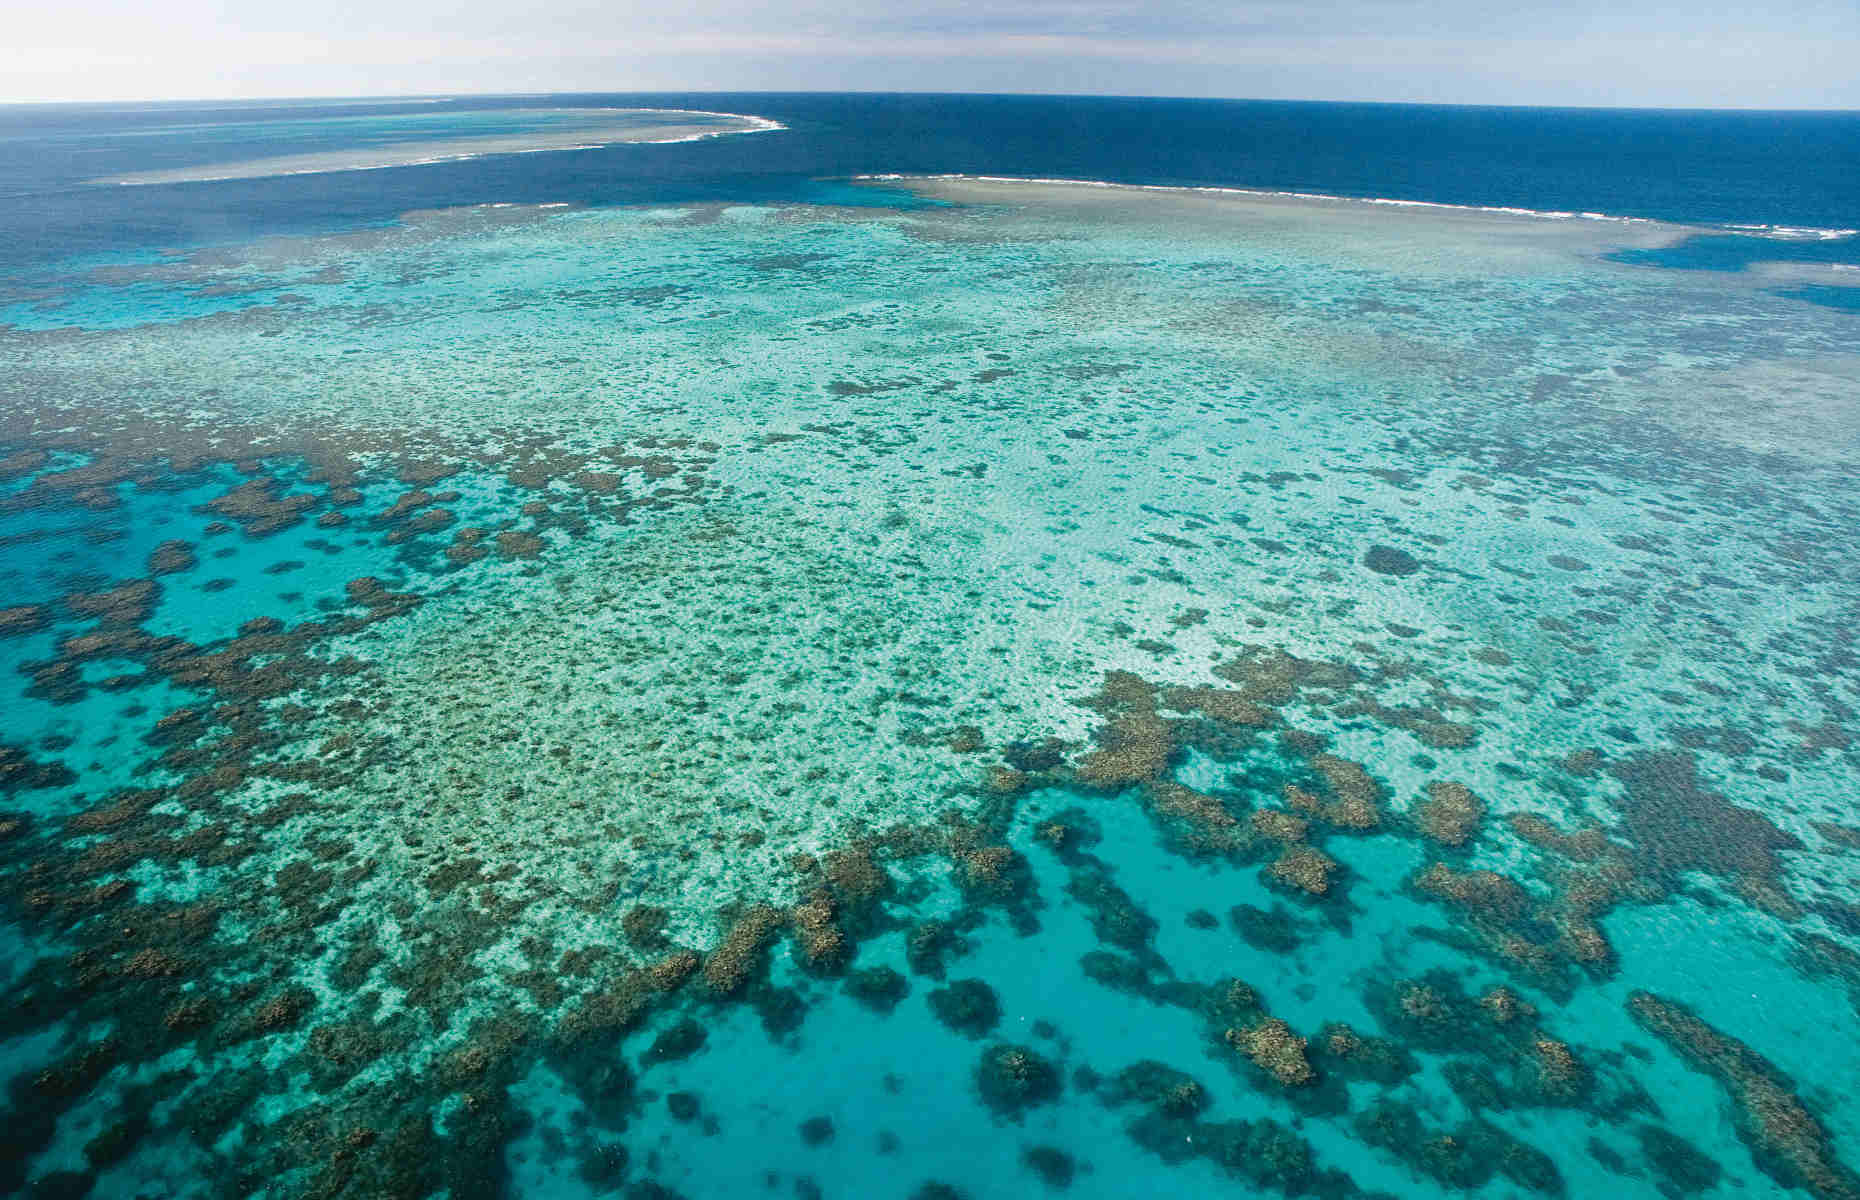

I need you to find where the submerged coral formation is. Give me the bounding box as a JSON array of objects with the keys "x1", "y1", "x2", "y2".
[
  {"x1": 1629, "y1": 992, "x2": 1860, "y2": 1200},
  {"x1": 0, "y1": 175, "x2": 1856, "y2": 1200}
]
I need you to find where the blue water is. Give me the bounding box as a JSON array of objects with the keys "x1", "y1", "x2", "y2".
[
  {"x1": 1, "y1": 94, "x2": 1858, "y2": 1200},
  {"x1": 3, "y1": 93, "x2": 1857, "y2": 282}
]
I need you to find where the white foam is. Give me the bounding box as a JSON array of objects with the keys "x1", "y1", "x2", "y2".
[
  {"x1": 1724, "y1": 223, "x2": 1859, "y2": 241},
  {"x1": 622, "y1": 108, "x2": 788, "y2": 139}
]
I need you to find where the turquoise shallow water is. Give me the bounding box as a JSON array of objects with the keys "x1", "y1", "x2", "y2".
[{"x1": 1, "y1": 162, "x2": 1858, "y2": 1200}]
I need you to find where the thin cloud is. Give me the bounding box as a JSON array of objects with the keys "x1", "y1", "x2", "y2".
[{"x1": 3, "y1": 0, "x2": 1856, "y2": 107}]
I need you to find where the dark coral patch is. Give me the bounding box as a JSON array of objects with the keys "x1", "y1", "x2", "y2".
[
  {"x1": 929, "y1": 978, "x2": 1002, "y2": 1038},
  {"x1": 976, "y1": 1044, "x2": 1062, "y2": 1119},
  {"x1": 843, "y1": 966, "x2": 910, "y2": 1014},
  {"x1": 642, "y1": 1018, "x2": 707, "y2": 1066},
  {"x1": 1629, "y1": 991, "x2": 1858, "y2": 1200},
  {"x1": 0, "y1": 745, "x2": 77, "y2": 794},
  {"x1": 147, "y1": 539, "x2": 198, "y2": 575},
  {"x1": 1021, "y1": 1145, "x2": 1076, "y2": 1189},
  {"x1": 0, "y1": 605, "x2": 49, "y2": 637},
  {"x1": 1610, "y1": 752, "x2": 1801, "y2": 893},
  {"x1": 1363, "y1": 545, "x2": 1422, "y2": 576}
]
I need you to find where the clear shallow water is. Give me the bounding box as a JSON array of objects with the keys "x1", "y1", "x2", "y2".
[{"x1": 0, "y1": 96, "x2": 1858, "y2": 1200}]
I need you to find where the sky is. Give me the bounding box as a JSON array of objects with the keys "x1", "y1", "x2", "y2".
[{"x1": 5, "y1": 0, "x2": 1859, "y2": 109}]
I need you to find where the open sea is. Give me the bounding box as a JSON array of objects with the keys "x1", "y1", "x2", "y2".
[{"x1": 1, "y1": 92, "x2": 1858, "y2": 1200}]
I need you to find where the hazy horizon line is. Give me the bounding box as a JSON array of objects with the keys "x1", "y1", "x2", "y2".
[{"x1": 4, "y1": 86, "x2": 1859, "y2": 115}]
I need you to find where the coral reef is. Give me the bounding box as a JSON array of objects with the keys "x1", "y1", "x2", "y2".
[
  {"x1": 1267, "y1": 847, "x2": 1338, "y2": 897},
  {"x1": 1637, "y1": 1123, "x2": 1723, "y2": 1196},
  {"x1": 700, "y1": 906, "x2": 785, "y2": 996},
  {"x1": 0, "y1": 177, "x2": 1854, "y2": 1200},
  {"x1": 975, "y1": 1044, "x2": 1063, "y2": 1118},
  {"x1": 1362, "y1": 545, "x2": 1421, "y2": 576},
  {"x1": 1159, "y1": 685, "x2": 1275, "y2": 729},
  {"x1": 1284, "y1": 754, "x2": 1384, "y2": 831},
  {"x1": 1230, "y1": 903, "x2": 1304, "y2": 953},
  {"x1": 1629, "y1": 991, "x2": 1860, "y2": 1200},
  {"x1": 905, "y1": 920, "x2": 967, "y2": 980},
  {"x1": 1020, "y1": 1145, "x2": 1077, "y2": 1189},
  {"x1": 205, "y1": 474, "x2": 320, "y2": 536},
  {"x1": 0, "y1": 746, "x2": 76, "y2": 794},
  {"x1": 1227, "y1": 1018, "x2": 1316, "y2": 1087},
  {"x1": 1075, "y1": 673, "x2": 1180, "y2": 787},
  {"x1": 1103, "y1": 1061, "x2": 1211, "y2": 1117},
  {"x1": 929, "y1": 979, "x2": 1002, "y2": 1037},
  {"x1": 843, "y1": 966, "x2": 910, "y2": 1014},
  {"x1": 1066, "y1": 863, "x2": 1161, "y2": 961},
  {"x1": 146, "y1": 538, "x2": 198, "y2": 575},
  {"x1": 622, "y1": 905, "x2": 671, "y2": 949},
  {"x1": 0, "y1": 606, "x2": 48, "y2": 637},
  {"x1": 958, "y1": 845, "x2": 1029, "y2": 902},
  {"x1": 1414, "y1": 780, "x2": 1484, "y2": 848},
  {"x1": 1310, "y1": 1023, "x2": 1416, "y2": 1086},
  {"x1": 789, "y1": 891, "x2": 849, "y2": 972},
  {"x1": 643, "y1": 1018, "x2": 708, "y2": 1065},
  {"x1": 1145, "y1": 780, "x2": 1250, "y2": 856},
  {"x1": 1610, "y1": 754, "x2": 1803, "y2": 904}
]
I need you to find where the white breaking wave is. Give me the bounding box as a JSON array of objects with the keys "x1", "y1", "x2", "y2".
[
  {"x1": 623, "y1": 108, "x2": 788, "y2": 139},
  {"x1": 1723, "y1": 223, "x2": 1859, "y2": 241}
]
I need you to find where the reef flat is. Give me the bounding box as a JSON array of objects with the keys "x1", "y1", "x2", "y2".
[
  {"x1": 92, "y1": 109, "x2": 783, "y2": 186},
  {"x1": 1, "y1": 178, "x2": 1858, "y2": 1199}
]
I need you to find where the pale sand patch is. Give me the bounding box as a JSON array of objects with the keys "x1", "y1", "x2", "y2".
[
  {"x1": 93, "y1": 108, "x2": 783, "y2": 186},
  {"x1": 877, "y1": 173, "x2": 1697, "y2": 276}
]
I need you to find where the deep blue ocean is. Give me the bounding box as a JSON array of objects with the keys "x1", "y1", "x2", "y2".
[
  {"x1": 3, "y1": 93, "x2": 1859, "y2": 1200},
  {"x1": 2, "y1": 92, "x2": 1857, "y2": 276}
]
